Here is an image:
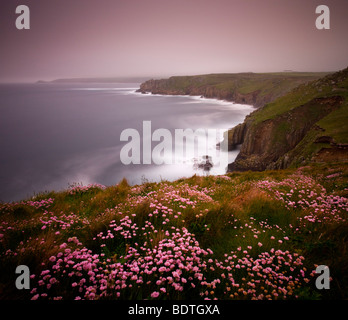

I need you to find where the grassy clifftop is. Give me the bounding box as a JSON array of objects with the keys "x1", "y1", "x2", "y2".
[
  {"x1": 250, "y1": 68, "x2": 348, "y2": 126},
  {"x1": 1, "y1": 162, "x2": 347, "y2": 300},
  {"x1": 228, "y1": 67, "x2": 348, "y2": 171},
  {"x1": 138, "y1": 72, "x2": 328, "y2": 108}
]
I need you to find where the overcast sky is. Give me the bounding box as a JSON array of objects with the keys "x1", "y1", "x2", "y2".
[{"x1": 0, "y1": 0, "x2": 347, "y2": 82}]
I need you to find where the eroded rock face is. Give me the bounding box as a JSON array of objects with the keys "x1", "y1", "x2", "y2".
[
  {"x1": 138, "y1": 79, "x2": 261, "y2": 106},
  {"x1": 138, "y1": 79, "x2": 184, "y2": 96},
  {"x1": 228, "y1": 96, "x2": 344, "y2": 172},
  {"x1": 224, "y1": 122, "x2": 249, "y2": 151},
  {"x1": 312, "y1": 147, "x2": 348, "y2": 163},
  {"x1": 137, "y1": 76, "x2": 307, "y2": 108}
]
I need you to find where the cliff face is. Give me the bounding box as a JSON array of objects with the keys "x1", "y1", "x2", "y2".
[
  {"x1": 227, "y1": 67, "x2": 348, "y2": 172},
  {"x1": 138, "y1": 78, "x2": 261, "y2": 106},
  {"x1": 224, "y1": 122, "x2": 249, "y2": 150},
  {"x1": 137, "y1": 73, "x2": 327, "y2": 108},
  {"x1": 228, "y1": 96, "x2": 344, "y2": 171}
]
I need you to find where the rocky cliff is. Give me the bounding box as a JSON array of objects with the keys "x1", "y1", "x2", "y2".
[
  {"x1": 137, "y1": 73, "x2": 327, "y2": 108},
  {"x1": 227, "y1": 67, "x2": 348, "y2": 171}
]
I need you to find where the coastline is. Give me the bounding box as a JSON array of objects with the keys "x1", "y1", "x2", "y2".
[
  {"x1": 131, "y1": 87, "x2": 256, "y2": 174},
  {"x1": 132, "y1": 88, "x2": 256, "y2": 109},
  {"x1": 136, "y1": 73, "x2": 328, "y2": 108},
  {"x1": 0, "y1": 83, "x2": 252, "y2": 202}
]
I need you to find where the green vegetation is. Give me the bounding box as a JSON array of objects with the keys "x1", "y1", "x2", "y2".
[
  {"x1": 139, "y1": 72, "x2": 329, "y2": 108},
  {"x1": 228, "y1": 67, "x2": 348, "y2": 171},
  {"x1": 251, "y1": 69, "x2": 348, "y2": 125},
  {"x1": 317, "y1": 104, "x2": 348, "y2": 143},
  {"x1": 1, "y1": 162, "x2": 347, "y2": 300},
  {"x1": 166, "y1": 72, "x2": 329, "y2": 96}
]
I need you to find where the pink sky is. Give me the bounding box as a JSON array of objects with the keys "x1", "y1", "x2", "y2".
[{"x1": 1, "y1": 0, "x2": 347, "y2": 82}]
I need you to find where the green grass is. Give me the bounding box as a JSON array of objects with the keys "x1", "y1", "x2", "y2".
[
  {"x1": 0, "y1": 162, "x2": 347, "y2": 300},
  {"x1": 317, "y1": 100, "x2": 348, "y2": 143},
  {"x1": 251, "y1": 68, "x2": 348, "y2": 125},
  {"x1": 228, "y1": 67, "x2": 348, "y2": 171},
  {"x1": 144, "y1": 72, "x2": 329, "y2": 108}
]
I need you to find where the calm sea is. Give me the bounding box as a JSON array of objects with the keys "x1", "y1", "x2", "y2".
[{"x1": 0, "y1": 83, "x2": 254, "y2": 202}]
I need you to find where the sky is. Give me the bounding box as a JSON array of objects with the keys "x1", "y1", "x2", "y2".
[{"x1": 0, "y1": 0, "x2": 347, "y2": 82}]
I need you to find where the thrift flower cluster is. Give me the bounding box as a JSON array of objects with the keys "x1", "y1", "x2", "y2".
[
  {"x1": 1, "y1": 173, "x2": 346, "y2": 300},
  {"x1": 31, "y1": 228, "x2": 219, "y2": 300},
  {"x1": 24, "y1": 198, "x2": 55, "y2": 209},
  {"x1": 257, "y1": 174, "x2": 347, "y2": 227},
  {"x1": 68, "y1": 183, "x2": 106, "y2": 195},
  {"x1": 217, "y1": 247, "x2": 309, "y2": 300}
]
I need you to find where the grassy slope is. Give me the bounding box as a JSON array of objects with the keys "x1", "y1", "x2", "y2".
[
  {"x1": 1, "y1": 163, "x2": 347, "y2": 300},
  {"x1": 163, "y1": 72, "x2": 329, "y2": 97},
  {"x1": 231, "y1": 67, "x2": 348, "y2": 169},
  {"x1": 250, "y1": 68, "x2": 348, "y2": 139}
]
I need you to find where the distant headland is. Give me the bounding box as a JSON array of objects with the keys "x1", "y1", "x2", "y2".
[{"x1": 36, "y1": 76, "x2": 151, "y2": 84}]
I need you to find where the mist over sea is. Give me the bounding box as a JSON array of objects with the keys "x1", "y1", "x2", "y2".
[{"x1": 0, "y1": 83, "x2": 254, "y2": 202}]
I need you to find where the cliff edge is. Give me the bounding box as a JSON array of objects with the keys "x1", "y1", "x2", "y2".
[
  {"x1": 137, "y1": 72, "x2": 327, "y2": 108},
  {"x1": 226, "y1": 67, "x2": 348, "y2": 171}
]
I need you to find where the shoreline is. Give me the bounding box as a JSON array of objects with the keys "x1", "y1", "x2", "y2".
[
  {"x1": 130, "y1": 87, "x2": 255, "y2": 174},
  {"x1": 132, "y1": 88, "x2": 256, "y2": 109}
]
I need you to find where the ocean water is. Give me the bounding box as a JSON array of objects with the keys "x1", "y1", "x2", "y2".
[{"x1": 0, "y1": 83, "x2": 254, "y2": 202}]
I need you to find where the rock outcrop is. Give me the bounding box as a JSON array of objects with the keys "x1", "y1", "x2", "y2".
[
  {"x1": 228, "y1": 96, "x2": 344, "y2": 171},
  {"x1": 137, "y1": 73, "x2": 326, "y2": 108},
  {"x1": 138, "y1": 78, "x2": 262, "y2": 106},
  {"x1": 227, "y1": 66, "x2": 348, "y2": 172},
  {"x1": 223, "y1": 122, "x2": 249, "y2": 150}
]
